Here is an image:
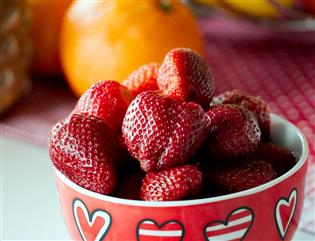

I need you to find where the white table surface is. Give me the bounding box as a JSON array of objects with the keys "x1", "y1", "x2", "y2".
[{"x1": 1, "y1": 136, "x2": 314, "y2": 240}]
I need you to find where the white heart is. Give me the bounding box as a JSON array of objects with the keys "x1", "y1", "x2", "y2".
[
  {"x1": 204, "y1": 207, "x2": 254, "y2": 241},
  {"x1": 73, "y1": 198, "x2": 111, "y2": 241},
  {"x1": 275, "y1": 189, "x2": 297, "y2": 240}
]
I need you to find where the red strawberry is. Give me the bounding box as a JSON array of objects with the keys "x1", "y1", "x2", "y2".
[
  {"x1": 123, "y1": 63, "x2": 159, "y2": 98},
  {"x1": 122, "y1": 91, "x2": 210, "y2": 172},
  {"x1": 211, "y1": 89, "x2": 270, "y2": 140},
  {"x1": 73, "y1": 80, "x2": 132, "y2": 133},
  {"x1": 206, "y1": 104, "x2": 261, "y2": 160},
  {"x1": 251, "y1": 142, "x2": 296, "y2": 176},
  {"x1": 157, "y1": 48, "x2": 215, "y2": 108},
  {"x1": 140, "y1": 165, "x2": 203, "y2": 201},
  {"x1": 49, "y1": 113, "x2": 118, "y2": 194},
  {"x1": 204, "y1": 160, "x2": 277, "y2": 194}
]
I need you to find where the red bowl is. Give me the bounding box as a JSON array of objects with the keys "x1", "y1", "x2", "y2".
[{"x1": 54, "y1": 113, "x2": 308, "y2": 241}]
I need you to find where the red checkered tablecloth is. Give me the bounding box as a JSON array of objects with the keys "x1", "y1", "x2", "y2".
[{"x1": 1, "y1": 17, "x2": 314, "y2": 235}]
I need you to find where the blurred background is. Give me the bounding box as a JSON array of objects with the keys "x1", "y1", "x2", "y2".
[{"x1": 1, "y1": 0, "x2": 315, "y2": 239}]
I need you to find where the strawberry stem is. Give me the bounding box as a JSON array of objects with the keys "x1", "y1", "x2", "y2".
[{"x1": 160, "y1": 0, "x2": 172, "y2": 12}]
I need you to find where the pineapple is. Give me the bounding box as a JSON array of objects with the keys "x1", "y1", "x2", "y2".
[{"x1": 0, "y1": 0, "x2": 32, "y2": 114}]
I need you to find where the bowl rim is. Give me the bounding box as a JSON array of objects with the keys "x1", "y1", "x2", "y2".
[{"x1": 54, "y1": 113, "x2": 309, "y2": 207}]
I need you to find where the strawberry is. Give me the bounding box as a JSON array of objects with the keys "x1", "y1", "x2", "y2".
[
  {"x1": 157, "y1": 48, "x2": 215, "y2": 108},
  {"x1": 123, "y1": 63, "x2": 159, "y2": 98},
  {"x1": 211, "y1": 89, "x2": 270, "y2": 140},
  {"x1": 73, "y1": 80, "x2": 132, "y2": 133},
  {"x1": 122, "y1": 91, "x2": 210, "y2": 172},
  {"x1": 49, "y1": 113, "x2": 118, "y2": 195},
  {"x1": 140, "y1": 165, "x2": 203, "y2": 201},
  {"x1": 206, "y1": 104, "x2": 261, "y2": 160},
  {"x1": 204, "y1": 160, "x2": 277, "y2": 194},
  {"x1": 251, "y1": 142, "x2": 296, "y2": 176}
]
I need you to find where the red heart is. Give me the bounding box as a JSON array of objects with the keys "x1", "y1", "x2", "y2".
[
  {"x1": 73, "y1": 198, "x2": 111, "y2": 241},
  {"x1": 137, "y1": 219, "x2": 184, "y2": 241},
  {"x1": 279, "y1": 200, "x2": 294, "y2": 232},
  {"x1": 275, "y1": 189, "x2": 298, "y2": 240}
]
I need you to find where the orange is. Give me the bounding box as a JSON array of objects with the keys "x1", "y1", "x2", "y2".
[
  {"x1": 60, "y1": 0, "x2": 204, "y2": 97},
  {"x1": 28, "y1": 0, "x2": 72, "y2": 75}
]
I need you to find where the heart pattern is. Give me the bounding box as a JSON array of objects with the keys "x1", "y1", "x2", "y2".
[
  {"x1": 275, "y1": 188, "x2": 298, "y2": 240},
  {"x1": 204, "y1": 207, "x2": 254, "y2": 241},
  {"x1": 136, "y1": 219, "x2": 185, "y2": 241},
  {"x1": 73, "y1": 198, "x2": 111, "y2": 241}
]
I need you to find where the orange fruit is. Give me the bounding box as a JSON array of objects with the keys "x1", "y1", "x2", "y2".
[
  {"x1": 60, "y1": 0, "x2": 204, "y2": 97},
  {"x1": 28, "y1": 0, "x2": 72, "y2": 75}
]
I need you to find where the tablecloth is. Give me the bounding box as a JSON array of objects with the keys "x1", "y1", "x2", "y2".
[{"x1": 1, "y1": 16, "x2": 314, "y2": 235}]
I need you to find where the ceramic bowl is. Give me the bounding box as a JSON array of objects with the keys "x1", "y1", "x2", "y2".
[{"x1": 54, "y1": 113, "x2": 308, "y2": 241}]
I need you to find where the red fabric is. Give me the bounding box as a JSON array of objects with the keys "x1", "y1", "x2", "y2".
[{"x1": 1, "y1": 16, "x2": 314, "y2": 234}]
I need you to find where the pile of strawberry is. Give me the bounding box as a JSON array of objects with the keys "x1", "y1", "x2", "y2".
[{"x1": 49, "y1": 48, "x2": 296, "y2": 201}]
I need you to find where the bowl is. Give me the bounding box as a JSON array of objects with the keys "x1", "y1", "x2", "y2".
[{"x1": 54, "y1": 113, "x2": 308, "y2": 241}]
